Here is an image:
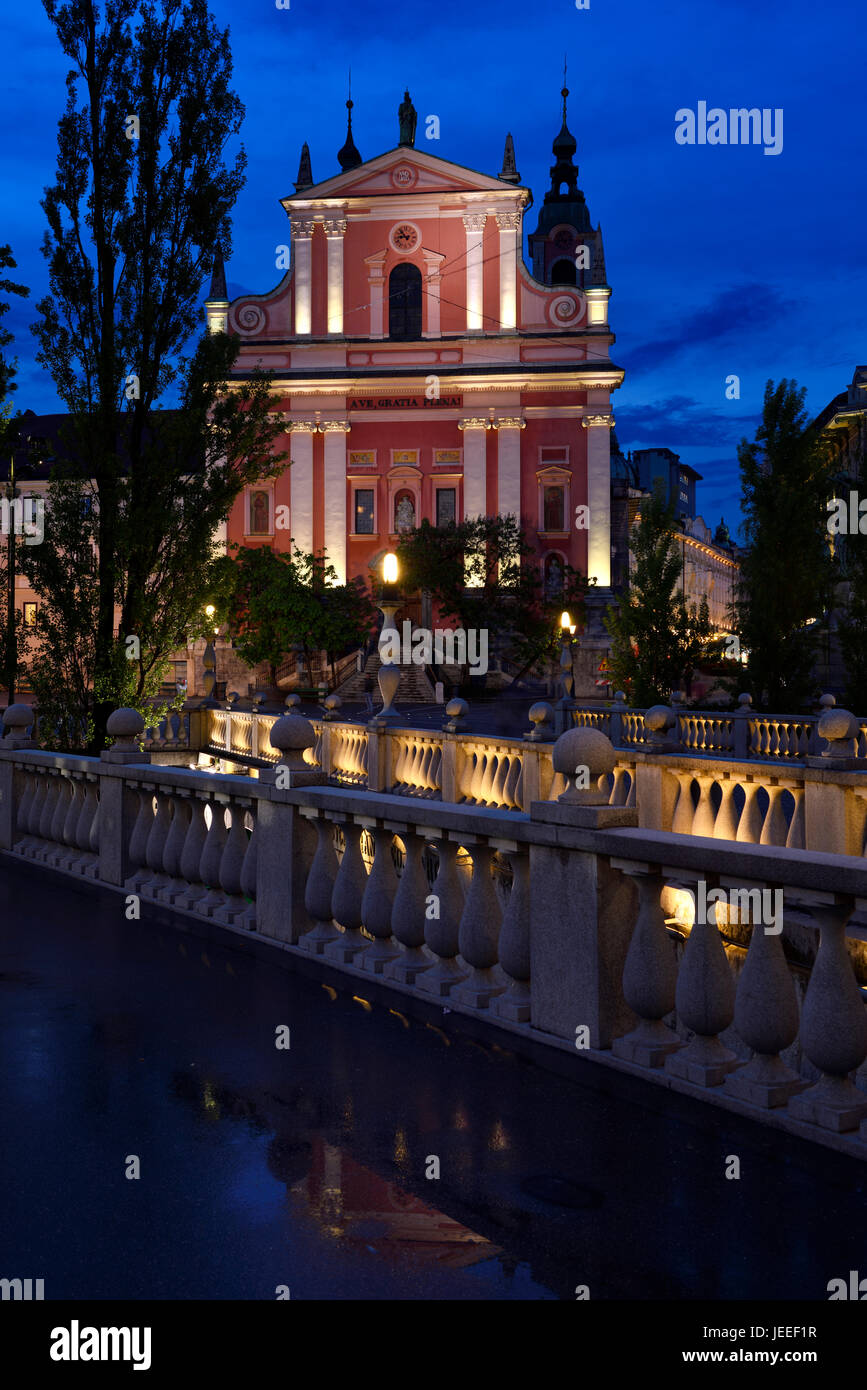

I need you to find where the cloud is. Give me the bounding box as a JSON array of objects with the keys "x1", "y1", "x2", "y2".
[
  {"x1": 619, "y1": 284, "x2": 793, "y2": 372},
  {"x1": 615, "y1": 394, "x2": 758, "y2": 449}
]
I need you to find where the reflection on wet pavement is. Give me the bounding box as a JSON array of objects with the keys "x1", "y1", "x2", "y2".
[{"x1": 0, "y1": 859, "x2": 865, "y2": 1300}]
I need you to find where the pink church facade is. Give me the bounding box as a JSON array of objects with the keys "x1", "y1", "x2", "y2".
[{"x1": 208, "y1": 90, "x2": 624, "y2": 611}]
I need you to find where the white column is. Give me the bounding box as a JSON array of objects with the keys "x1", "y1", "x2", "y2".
[
  {"x1": 422, "y1": 251, "x2": 445, "y2": 338},
  {"x1": 287, "y1": 423, "x2": 315, "y2": 556},
  {"x1": 495, "y1": 418, "x2": 524, "y2": 519},
  {"x1": 459, "y1": 419, "x2": 489, "y2": 520},
  {"x1": 495, "y1": 212, "x2": 520, "y2": 332},
  {"x1": 322, "y1": 423, "x2": 350, "y2": 585},
  {"x1": 292, "y1": 218, "x2": 315, "y2": 336},
  {"x1": 365, "y1": 252, "x2": 386, "y2": 338},
  {"x1": 324, "y1": 217, "x2": 347, "y2": 335},
  {"x1": 463, "y1": 213, "x2": 487, "y2": 333},
  {"x1": 582, "y1": 415, "x2": 614, "y2": 588}
]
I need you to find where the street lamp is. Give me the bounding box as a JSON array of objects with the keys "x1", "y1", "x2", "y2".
[
  {"x1": 201, "y1": 602, "x2": 218, "y2": 704},
  {"x1": 372, "y1": 551, "x2": 402, "y2": 723},
  {"x1": 557, "y1": 610, "x2": 577, "y2": 727}
]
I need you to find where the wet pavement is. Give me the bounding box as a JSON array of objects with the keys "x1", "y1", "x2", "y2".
[{"x1": 0, "y1": 857, "x2": 865, "y2": 1301}]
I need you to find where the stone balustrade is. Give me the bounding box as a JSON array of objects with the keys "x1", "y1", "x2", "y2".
[
  {"x1": 1, "y1": 709, "x2": 867, "y2": 1158},
  {"x1": 200, "y1": 700, "x2": 867, "y2": 859}
]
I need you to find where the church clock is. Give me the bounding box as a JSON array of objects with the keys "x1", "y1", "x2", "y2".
[{"x1": 390, "y1": 222, "x2": 420, "y2": 253}]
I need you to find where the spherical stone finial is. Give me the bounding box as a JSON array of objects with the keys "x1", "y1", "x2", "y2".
[
  {"x1": 3, "y1": 703, "x2": 33, "y2": 731},
  {"x1": 252, "y1": 691, "x2": 268, "y2": 708},
  {"x1": 324, "y1": 694, "x2": 341, "y2": 711},
  {"x1": 819, "y1": 693, "x2": 836, "y2": 711},
  {"x1": 737, "y1": 692, "x2": 752, "y2": 709},
  {"x1": 644, "y1": 704, "x2": 676, "y2": 734},
  {"x1": 268, "y1": 713, "x2": 316, "y2": 768},
  {"x1": 445, "y1": 697, "x2": 468, "y2": 720},
  {"x1": 553, "y1": 727, "x2": 616, "y2": 803},
  {"x1": 614, "y1": 691, "x2": 627, "y2": 705},
  {"x1": 284, "y1": 693, "x2": 301, "y2": 709},
  {"x1": 817, "y1": 704, "x2": 859, "y2": 743},
  {"x1": 106, "y1": 708, "x2": 145, "y2": 744},
  {"x1": 529, "y1": 701, "x2": 553, "y2": 726}
]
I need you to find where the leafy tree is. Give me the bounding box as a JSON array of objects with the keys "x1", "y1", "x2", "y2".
[
  {"x1": 226, "y1": 546, "x2": 376, "y2": 690},
  {"x1": 604, "y1": 483, "x2": 712, "y2": 705},
  {"x1": 0, "y1": 246, "x2": 31, "y2": 702},
  {"x1": 733, "y1": 379, "x2": 836, "y2": 710},
  {"x1": 396, "y1": 515, "x2": 590, "y2": 684},
  {"x1": 30, "y1": 0, "x2": 285, "y2": 750}
]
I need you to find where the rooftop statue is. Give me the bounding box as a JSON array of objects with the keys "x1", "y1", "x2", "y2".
[{"x1": 398, "y1": 90, "x2": 417, "y2": 147}]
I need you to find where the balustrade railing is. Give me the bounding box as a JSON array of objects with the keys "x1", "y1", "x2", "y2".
[{"x1": 2, "y1": 708, "x2": 866, "y2": 1157}]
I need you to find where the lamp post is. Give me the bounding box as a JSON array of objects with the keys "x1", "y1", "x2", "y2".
[
  {"x1": 555, "y1": 609, "x2": 577, "y2": 733},
  {"x1": 201, "y1": 604, "x2": 218, "y2": 705},
  {"x1": 371, "y1": 552, "x2": 402, "y2": 723}
]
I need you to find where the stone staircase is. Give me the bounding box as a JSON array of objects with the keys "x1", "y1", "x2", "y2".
[{"x1": 336, "y1": 645, "x2": 435, "y2": 705}]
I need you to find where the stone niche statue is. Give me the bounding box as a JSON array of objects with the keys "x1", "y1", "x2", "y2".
[{"x1": 398, "y1": 90, "x2": 417, "y2": 147}]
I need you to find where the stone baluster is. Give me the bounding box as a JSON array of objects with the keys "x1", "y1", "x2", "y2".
[
  {"x1": 300, "y1": 815, "x2": 341, "y2": 954},
  {"x1": 174, "y1": 795, "x2": 209, "y2": 909},
  {"x1": 35, "y1": 771, "x2": 60, "y2": 857},
  {"x1": 785, "y1": 787, "x2": 805, "y2": 850},
  {"x1": 724, "y1": 904, "x2": 805, "y2": 1107},
  {"x1": 74, "y1": 776, "x2": 99, "y2": 874},
  {"x1": 713, "y1": 778, "x2": 740, "y2": 840},
  {"x1": 196, "y1": 795, "x2": 229, "y2": 917},
  {"x1": 13, "y1": 768, "x2": 38, "y2": 852},
  {"x1": 665, "y1": 882, "x2": 740, "y2": 1086},
  {"x1": 125, "y1": 785, "x2": 156, "y2": 892},
  {"x1": 736, "y1": 781, "x2": 763, "y2": 843},
  {"x1": 760, "y1": 783, "x2": 788, "y2": 847},
  {"x1": 359, "y1": 823, "x2": 401, "y2": 974},
  {"x1": 140, "y1": 786, "x2": 173, "y2": 898},
  {"x1": 46, "y1": 773, "x2": 72, "y2": 865},
  {"x1": 214, "y1": 798, "x2": 250, "y2": 925},
  {"x1": 27, "y1": 772, "x2": 48, "y2": 849},
  {"x1": 417, "y1": 835, "x2": 467, "y2": 997},
  {"x1": 62, "y1": 774, "x2": 82, "y2": 850},
  {"x1": 325, "y1": 818, "x2": 369, "y2": 963},
  {"x1": 238, "y1": 808, "x2": 257, "y2": 932},
  {"x1": 451, "y1": 841, "x2": 505, "y2": 1008},
  {"x1": 86, "y1": 783, "x2": 101, "y2": 877},
  {"x1": 788, "y1": 900, "x2": 867, "y2": 1132},
  {"x1": 691, "y1": 774, "x2": 716, "y2": 837},
  {"x1": 385, "y1": 827, "x2": 433, "y2": 984},
  {"x1": 157, "y1": 794, "x2": 191, "y2": 904},
  {"x1": 612, "y1": 866, "x2": 682, "y2": 1067},
  {"x1": 671, "y1": 772, "x2": 695, "y2": 835},
  {"x1": 492, "y1": 846, "x2": 531, "y2": 1022}
]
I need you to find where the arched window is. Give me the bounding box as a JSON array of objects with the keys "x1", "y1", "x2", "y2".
[
  {"x1": 551, "y1": 257, "x2": 577, "y2": 286},
  {"x1": 389, "y1": 263, "x2": 422, "y2": 340}
]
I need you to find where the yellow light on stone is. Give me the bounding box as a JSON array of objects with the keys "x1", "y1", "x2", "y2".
[{"x1": 383, "y1": 552, "x2": 398, "y2": 584}]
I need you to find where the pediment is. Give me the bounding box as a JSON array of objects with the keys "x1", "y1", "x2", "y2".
[{"x1": 282, "y1": 147, "x2": 528, "y2": 206}]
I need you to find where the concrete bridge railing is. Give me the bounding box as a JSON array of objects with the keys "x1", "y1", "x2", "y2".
[
  {"x1": 201, "y1": 700, "x2": 867, "y2": 860},
  {"x1": 0, "y1": 708, "x2": 867, "y2": 1157}
]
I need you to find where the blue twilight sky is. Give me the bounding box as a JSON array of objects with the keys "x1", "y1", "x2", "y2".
[{"x1": 1, "y1": 0, "x2": 865, "y2": 540}]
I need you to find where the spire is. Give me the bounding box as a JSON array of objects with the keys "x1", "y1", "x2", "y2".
[
  {"x1": 295, "y1": 142, "x2": 313, "y2": 192},
  {"x1": 499, "y1": 133, "x2": 521, "y2": 184},
  {"x1": 207, "y1": 246, "x2": 227, "y2": 302},
  {"x1": 337, "y1": 70, "x2": 362, "y2": 171},
  {"x1": 591, "y1": 224, "x2": 607, "y2": 285}
]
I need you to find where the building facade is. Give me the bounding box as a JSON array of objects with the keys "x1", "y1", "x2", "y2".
[{"x1": 212, "y1": 88, "x2": 623, "y2": 615}]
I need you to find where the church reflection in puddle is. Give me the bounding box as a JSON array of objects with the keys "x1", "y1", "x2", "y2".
[{"x1": 291, "y1": 1139, "x2": 501, "y2": 1270}]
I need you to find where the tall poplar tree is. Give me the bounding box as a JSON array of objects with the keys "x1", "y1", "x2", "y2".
[
  {"x1": 734, "y1": 380, "x2": 836, "y2": 711},
  {"x1": 28, "y1": 0, "x2": 285, "y2": 750}
]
